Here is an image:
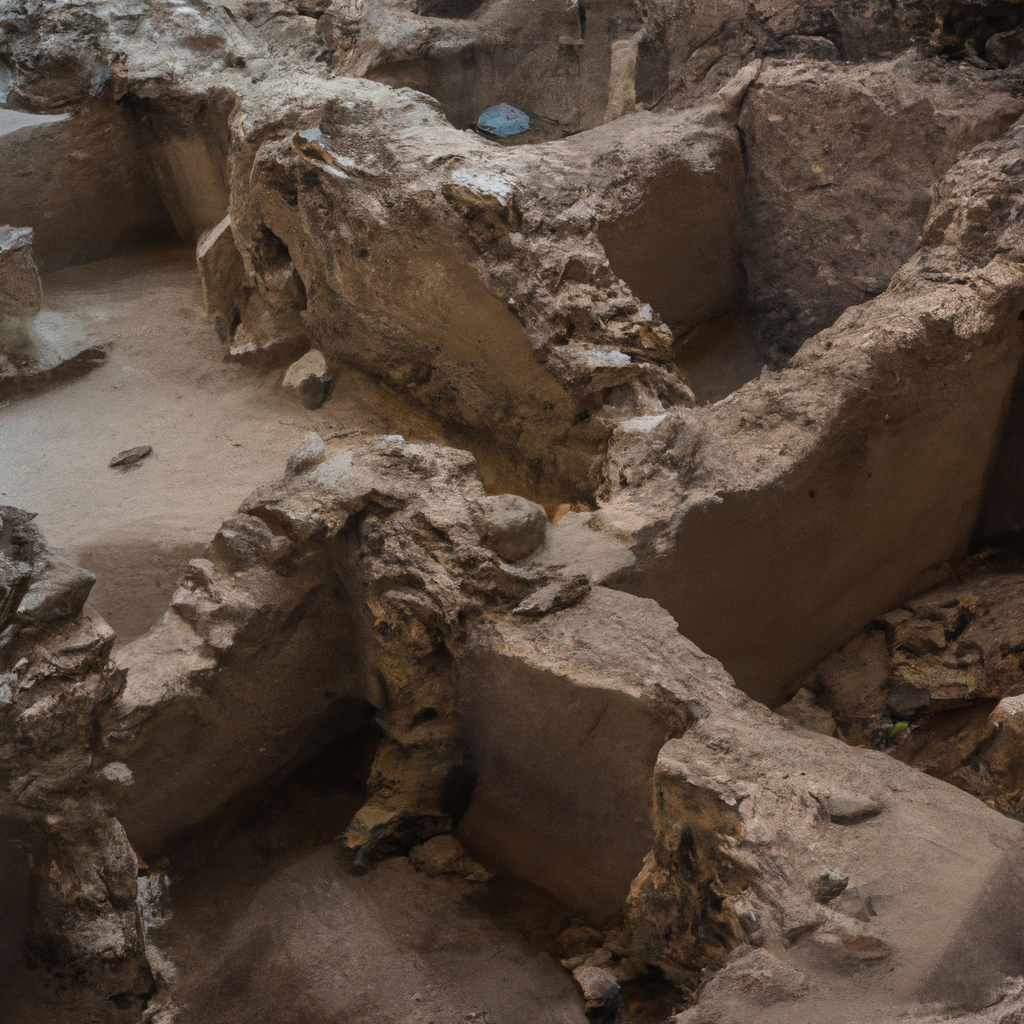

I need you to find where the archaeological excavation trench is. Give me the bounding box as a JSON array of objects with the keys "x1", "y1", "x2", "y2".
[{"x1": 8, "y1": 1, "x2": 1024, "y2": 1022}]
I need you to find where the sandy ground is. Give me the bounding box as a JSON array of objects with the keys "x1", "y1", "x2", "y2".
[
  {"x1": 150, "y1": 741, "x2": 589, "y2": 1024},
  {"x1": 0, "y1": 246, "x2": 445, "y2": 643}
]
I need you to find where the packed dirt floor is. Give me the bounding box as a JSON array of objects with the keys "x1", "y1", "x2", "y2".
[{"x1": 0, "y1": 246, "x2": 444, "y2": 643}]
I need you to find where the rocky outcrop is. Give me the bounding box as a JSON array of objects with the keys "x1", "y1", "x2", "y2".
[
  {"x1": 0, "y1": 506, "x2": 152, "y2": 1020},
  {"x1": 800, "y1": 561, "x2": 1024, "y2": 821},
  {"x1": 8, "y1": 0, "x2": 1024, "y2": 1020},
  {"x1": 606, "y1": 108, "x2": 1024, "y2": 705},
  {"x1": 739, "y1": 55, "x2": 1024, "y2": 358}
]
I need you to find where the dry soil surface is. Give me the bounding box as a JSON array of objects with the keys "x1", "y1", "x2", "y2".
[{"x1": 0, "y1": 246, "x2": 445, "y2": 643}]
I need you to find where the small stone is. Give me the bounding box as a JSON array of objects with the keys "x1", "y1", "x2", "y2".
[
  {"x1": 17, "y1": 560, "x2": 96, "y2": 623},
  {"x1": 811, "y1": 867, "x2": 849, "y2": 904},
  {"x1": 514, "y1": 573, "x2": 590, "y2": 618},
  {"x1": 476, "y1": 103, "x2": 530, "y2": 138},
  {"x1": 286, "y1": 432, "x2": 328, "y2": 475},
  {"x1": 409, "y1": 834, "x2": 492, "y2": 882},
  {"x1": 98, "y1": 762, "x2": 134, "y2": 786},
  {"x1": 835, "y1": 887, "x2": 877, "y2": 923},
  {"x1": 477, "y1": 494, "x2": 547, "y2": 561},
  {"x1": 571, "y1": 966, "x2": 627, "y2": 1022},
  {"x1": 283, "y1": 349, "x2": 332, "y2": 409},
  {"x1": 109, "y1": 445, "x2": 153, "y2": 469},
  {"x1": 826, "y1": 789, "x2": 883, "y2": 824}
]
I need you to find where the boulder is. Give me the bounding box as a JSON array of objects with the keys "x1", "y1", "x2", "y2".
[
  {"x1": 476, "y1": 494, "x2": 547, "y2": 561},
  {"x1": 17, "y1": 560, "x2": 97, "y2": 624}
]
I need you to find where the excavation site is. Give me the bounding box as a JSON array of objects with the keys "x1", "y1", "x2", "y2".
[{"x1": 6, "y1": 0, "x2": 1024, "y2": 1021}]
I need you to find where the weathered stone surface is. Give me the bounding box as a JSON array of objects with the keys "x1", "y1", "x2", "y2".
[
  {"x1": 17, "y1": 559, "x2": 96, "y2": 624},
  {"x1": 0, "y1": 508, "x2": 152, "y2": 1020},
  {"x1": 8, "y1": 0, "x2": 1024, "y2": 1021},
  {"x1": 282, "y1": 349, "x2": 332, "y2": 409},
  {"x1": 739, "y1": 57, "x2": 1024, "y2": 358},
  {"x1": 0, "y1": 225, "x2": 41, "y2": 325},
  {"x1": 609, "y1": 115, "x2": 1024, "y2": 705},
  {"x1": 807, "y1": 566, "x2": 1024, "y2": 820},
  {"x1": 285, "y1": 431, "x2": 329, "y2": 475},
  {"x1": 476, "y1": 493, "x2": 547, "y2": 562}
]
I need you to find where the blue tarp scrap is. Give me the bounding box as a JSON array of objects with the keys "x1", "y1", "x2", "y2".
[{"x1": 476, "y1": 103, "x2": 530, "y2": 137}]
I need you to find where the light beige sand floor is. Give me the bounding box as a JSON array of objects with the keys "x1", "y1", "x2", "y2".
[{"x1": 0, "y1": 245, "x2": 445, "y2": 642}]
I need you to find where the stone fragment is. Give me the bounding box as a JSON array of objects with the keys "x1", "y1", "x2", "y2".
[
  {"x1": 0, "y1": 225, "x2": 42, "y2": 321},
  {"x1": 477, "y1": 103, "x2": 529, "y2": 138},
  {"x1": 408, "y1": 834, "x2": 492, "y2": 882},
  {"x1": 286, "y1": 432, "x2": 328, "y2": 475},
  {"x1": 980, "y1": 695, "x2": 1024, "y2": 815},
  {"x1": 97, "y1": 761, "x2": 134, "y2": 786},
  {"x1": 17, "y1": 560, "x2": 96, "y2": 623},
  {"x1": 283, "y1": 349, "x2": 332, "y2": 409},
  {"x1": 26, "y1": 816, "x2": 154, "y2": 1016},
  {"x1": 986, "y1": 29, "x2": 1024, "y2": 68},
  {"x1": 825, "y1": 790, "x2": 883, "y2": 824},
  {"x1": 0, "y1": 552, "x2": 33, "y2": 626},
  {"x1": 835, "y1": 887, "x2": 877, "y2": 923},
  {"x1": 109, "y1": 445, "x2": 153, "y2": 469},
  {"x1": 571, "y1": 965, "x2": 627, "y2": 1022},
  {"x1": 197, "y1": 214, "x2": 245, "y2": 342},
  {"x1": 513, "y1": 573, "x2": 590, "y2": 618},
  {"x1": 210, "y1": 513, "x2": 292, "y2": 570},
  {"x1": 775, "y1": 688, "x2": 837, "y2": 736},
  {"x1": 811, "y1": 868, "x2": 849, "y2": 904},
  {"x1": 476, "y1": 494, "x2": 547, "y2": 561}
]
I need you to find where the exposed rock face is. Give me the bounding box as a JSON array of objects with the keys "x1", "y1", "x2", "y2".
[
  {"x1": 610, "y1": 112, "x2": 1024, "y2": 705},
  {"x1": 0, "y1": 507, "x2": 152, "y2": 1020},
  {"x1": 739, "y1": 55, "x2": 1024, "y2": 358},
  {"x1": 802, "y1": 562, "x2": 1024, "y2": 822},
  {"x1": 8, "y1": 0, "x2": 1024, "y2": 1020},
  {"x1": 0, "y1": 226, "x2": 41, "y2": 330}
]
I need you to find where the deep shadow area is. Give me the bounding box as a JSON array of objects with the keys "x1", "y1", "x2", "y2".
[
  {"x1": 155, "y1": 730, "x2": 592, "y2": 1024},
  {"x1": 674, "y1": 309, "x2": 764, "y2": 404}
]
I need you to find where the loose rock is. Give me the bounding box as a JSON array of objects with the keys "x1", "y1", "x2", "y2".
[
  {"x1": 109, "y1": 445, "x2": 153, "y2": 469},
  {"x1": 477, "y1": 103, "x2": 530, "y2": 138},
  {"x1": 282, "y1": 349, "x2": 332, "y2": 409},
  {"x1": 408, "y1": 834, "x2": 492, "y2": 882},
  {"x1": 571, "y1": 965, "x2": 627, "y2": 1022},
  {"x1": 17, "y1": 560, "x2": 96, "y2": 623},
  {"x1": 811, "y1": 868, "x2": 849, "y2": 904},
  {"x1": 476, "y1": 494, "x2": 547, "y2": 562},
  {"x1": 826, "y1": 790, "x2": 883, "y2": 825}
]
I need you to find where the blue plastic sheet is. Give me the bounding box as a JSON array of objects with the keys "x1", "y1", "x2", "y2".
[{"x1": 476, "y1": 103, "x2": 530, "y2": 137}]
